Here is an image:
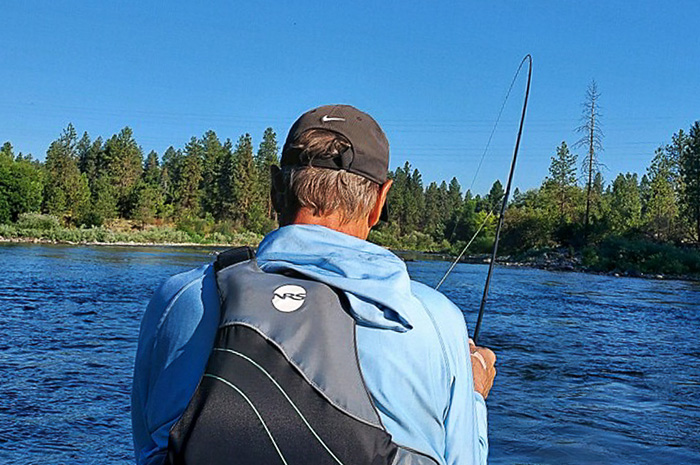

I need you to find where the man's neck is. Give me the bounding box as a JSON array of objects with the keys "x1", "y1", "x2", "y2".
[{"x1": 289, "y1": 208, "x2": 369, "y2": 240}]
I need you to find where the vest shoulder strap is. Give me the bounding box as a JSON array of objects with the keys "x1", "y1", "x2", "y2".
[{"x1": 214, "y1": 246, "x2": 255, "y2": 272}]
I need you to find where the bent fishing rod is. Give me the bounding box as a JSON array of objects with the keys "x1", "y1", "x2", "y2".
[{"x1": 436, "y1": 54, "x2": 533, "y2": 345}]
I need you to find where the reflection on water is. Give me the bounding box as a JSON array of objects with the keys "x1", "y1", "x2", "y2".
[{"x1": 1, "y1": 243, "x2": 699, "y2": 464}]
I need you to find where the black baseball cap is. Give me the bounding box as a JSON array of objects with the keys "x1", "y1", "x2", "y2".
[{"x1": 281, "y1": 104, "x2": 390, "y2": 220}]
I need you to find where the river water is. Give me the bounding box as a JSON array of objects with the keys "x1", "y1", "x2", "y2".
[{"x1": 1, "y1": 243, "x2": 698, "y2": 464}]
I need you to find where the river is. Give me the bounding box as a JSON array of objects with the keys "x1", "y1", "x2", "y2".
[{"x1": 1, "y1": 243, "x2": 698, "y2": 464}]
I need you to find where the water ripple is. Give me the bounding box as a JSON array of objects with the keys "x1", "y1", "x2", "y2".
[{"x1": 1, "y1": 244, "x2": 699, "y2": 465}]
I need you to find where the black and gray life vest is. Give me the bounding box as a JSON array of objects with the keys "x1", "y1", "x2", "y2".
[{"x1": 165, "y1": 247, "x2": 439, "y2": 465}]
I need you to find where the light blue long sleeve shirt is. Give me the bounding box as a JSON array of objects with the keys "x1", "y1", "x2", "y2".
[{"x1": 131, "y1": 224, "x2": 488, "y2": 465}]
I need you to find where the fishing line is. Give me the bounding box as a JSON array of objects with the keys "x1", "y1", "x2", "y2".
[
  {"x1": 444, "y1": 56, "x2": 531, "y2": 245},
  {"x1": 473, "y1": 55, "x2": 532, "y2": 343},
  {"x1": 435, "y1": 55, "x2": 533, "y2": 345},
  {"x1": 466, "y1": 62, "x2": 527, "y2": 194},
  {"x1": 435, "y1": 210, "x2": 493, "y2": 290}
]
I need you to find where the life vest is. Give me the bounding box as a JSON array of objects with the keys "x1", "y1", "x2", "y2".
[{"x1": 165, "y1": 246, "x2": 439, "y2": 465}]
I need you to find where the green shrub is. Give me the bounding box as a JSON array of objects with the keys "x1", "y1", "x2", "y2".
[
  {"x1": 207, "y1": 232, "x2": 229, "y2": 244},
  {"x1": 501, "y1": 207, "x2": 555, "y2": 254},
  {"x1": 78, "y1": 211, "x2": 105, "y2": 228},
  {"x1": 137, "y1": 227, "x2": 191, "y2": 244},
  {"x1": 176, "y1": 214, "x2": 216, "y2": 238},
  {"x1": 0, "y1": 223, "x2": 18, "y2": 237},
  {"x1": 581, "y1": 247, "x2": 599, "y2": 268},
  {"x1": 16, "y1": 213, "x2": 61, "y2": 230},
  {"x1": 583, "y1": 236, "x2": 700, "y2": 276},
  {"x1": 369, "y1": 229, "x2": 443, "y2": 252},
  {"x1": 213, "y1": 220, "x2": 241, "y2": 237},
  {"x1": 228, "y1": 230, "x2": 264, "y2": 246},
  {"x1": 471, "y1": 235, "x2": 495, "y2": 254}
]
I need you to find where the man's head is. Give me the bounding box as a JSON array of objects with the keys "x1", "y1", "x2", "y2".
[{"x1": 271, "y1": 105, "x2": 392, "y2": 239}]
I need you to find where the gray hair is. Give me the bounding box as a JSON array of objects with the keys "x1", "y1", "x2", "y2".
[
  {"x1": 280, "y1": 166, "x2": 379, "y2": 224},
  {"x1": 277, "y1": 129, "x2": 380, "y2": 224}
]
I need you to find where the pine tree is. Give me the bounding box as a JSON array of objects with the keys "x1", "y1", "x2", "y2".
[
  {"x1": 574, "y1": 80, "x2": 604, "y2": 238},
  {"x1": 143, "y1": 150, "x2": 161, "y2": 186},
  {"x1": 0, "y1": 142, "x2": 44, "y2": 222},
  {"x1": 43, "y1": 124, "x2": 90, "y2": 223},
  {"x1": 436, "y1": 181, "x2": 451, "y2": 233},
  {"x1": 78, "y1": 135, "x2": 104, "y2": 189},
  {"x1": 639, "y1": 174, "x2": 651, "y2": 215},
  {"x1": 422, "y1": 182, "x2": 443, "y2": 239},
  {"x1": 591, "y1": 172, "x2": 605, "y2": 222},
  {"x1": 218, "y1": 141, "x2": 236, "y2": 221},
  {"x1": 0, "y1": 142, "x2": 12, "y2": 160},
  {"x1": 680, "y1": 122, "x2": 700, "y2": 243},
  {"x1": 399, "y1": 162, "x2": 421, "y2": 233},
  {"x1": 486, "y1": 180, "x2": 505, "y2": 213},
  {"x1": 256, "y1": 127, "x2": 279, "y2": 218},
  {"x1": 549, "y1": 141, "x2": 576, "y2": 186},
  {"x1": 102, "y1": 127, "x2": 144, "y2": 216},
  {"x1": 513, "y1": 187, "x2": 522, "y2": 202},
  {"x1": 125, "y1": 149, "x2": 164, "y2": 226},
  {"x1": 200, "y1": 131, "x2": 226, "y2": 218},
  {"x1": 76, "y1": 132, "x2": 93, "y2": 180},
  {"x1": 177, "y1": 137, "x2": 204, "y2": 215},
  {"x1": 386, "y1": 164, "x2": 408, "y2": 229},
  {"x1": 609, "y1": 173, "x2": 642, "y2": 234},
  {"x1": 161, "y1": 146, "x2": 183, "y2": 211},
  {"x1": 75, "y1": 134, "x2": 116, "y2": 226},
  {"x1": 223, "y1": 133, "x2": 260, "y2": 227},
  {"x1": 87, "y1": 175, "x2": 118, "y2": 226},
  {"x1": 443, "y1": 177, "x2": 463, "y2": 240},
  {"x1": 544, "y1": 141, "x2": 578, "y2": 221},
  {"x1": 409, "y1": 168, "x2": 425, "y2": 229},
  {"x1": 130, "y1": 181, "x2": 163, "y2": 226},
  {"x1": 644, "y1": 148, "x2": 678, "y2": 241},
  {"x1": 447, "y1": 177, "x2": 462, "y2": 213},
  {"x1": 452, "y1": 195, "x2": 479, "y2": 243}
]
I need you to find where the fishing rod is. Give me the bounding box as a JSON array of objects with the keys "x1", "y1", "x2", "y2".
[
  {"x1": 473, "y1": 55, "x2": 532, "y2": 343},
  {"x1": 436, "y1": 54, "x2": 533, "y2": 344}
]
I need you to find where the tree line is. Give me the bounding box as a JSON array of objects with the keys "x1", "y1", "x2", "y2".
[
  {"x1": 1, "y1": 93, "x2": 699, "y2": 265},
  {"x1": 499, "y1": 122, "x2": 700, "y2": 252},
  {"x1": 378, "y1": 82, "x2": 700, "y2": 259},
  {"x1": 0, "y1": 124, "x2": 280, "y2": 234},
  {"x1": 377, "y1": 121, "x2": 700, "y2": 254}
]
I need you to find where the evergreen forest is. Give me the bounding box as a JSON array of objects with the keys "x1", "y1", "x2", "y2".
[{"x1": 2, "y1": 108, "x2": 700, "y2": 277}]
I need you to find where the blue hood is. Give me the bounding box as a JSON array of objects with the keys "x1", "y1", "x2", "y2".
[{"x1": 256, "y1": 224, "x2": 416, "y2": 332}]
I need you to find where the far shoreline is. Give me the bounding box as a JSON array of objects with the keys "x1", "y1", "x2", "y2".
[
  {"x1": 0, "y1": 235, "x2": 232, "y2": 249},
  {"x1": 3, "y1": 235, "x2": 698, "y2": 283}
]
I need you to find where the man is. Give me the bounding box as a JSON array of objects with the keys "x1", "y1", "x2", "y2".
[{"x1": 132, "y1": 104, "x2": 496, "y2": 465}]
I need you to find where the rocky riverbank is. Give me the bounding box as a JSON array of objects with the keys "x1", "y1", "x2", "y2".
[
  {"x1": 3, "y1": 233, "x2": 698, "y2": 282},
  {"x1": 396, "y1": 247, "x2": 699, "y2": 282},
  {"x1": 494, "y1": 248, "x2": 697, "y2": 282}
]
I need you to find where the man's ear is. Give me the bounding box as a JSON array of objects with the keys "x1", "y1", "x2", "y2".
[{"x1": 369, "y1": 179, "x2": 392, "y2": 228}]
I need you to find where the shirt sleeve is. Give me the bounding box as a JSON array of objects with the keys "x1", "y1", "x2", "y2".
[
  {"x1": 474, "y1": 393, "x2": 489, "y2": 464},
  {"x1": 131, "y1": 264, "x2": 220, "y2": 465},
  {"x1": 441, "y1": 304, "x2": 489, "y2": 465}
]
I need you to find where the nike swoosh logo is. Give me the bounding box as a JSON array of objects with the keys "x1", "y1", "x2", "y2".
[{"x1": 321, "y1": 115, "x2": 345, "y2": 122}]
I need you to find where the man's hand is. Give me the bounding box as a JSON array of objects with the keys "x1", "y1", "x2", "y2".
[{"x1": 469, "y1": 339, "x2": 496, "y2": 399}]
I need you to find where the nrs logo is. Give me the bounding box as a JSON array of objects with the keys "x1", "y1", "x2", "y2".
[{"x1": 271, "y1": 285, "x2": 307, "y2": 312}]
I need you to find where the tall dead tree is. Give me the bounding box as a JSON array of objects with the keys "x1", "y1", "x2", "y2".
[{"x1": 574, "y1": 80, "x2": 604, "y2": 239}]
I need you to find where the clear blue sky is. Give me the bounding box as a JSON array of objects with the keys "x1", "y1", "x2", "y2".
[{"x1": 2, "y1": 1, "x2": 699, "y2": 195}]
